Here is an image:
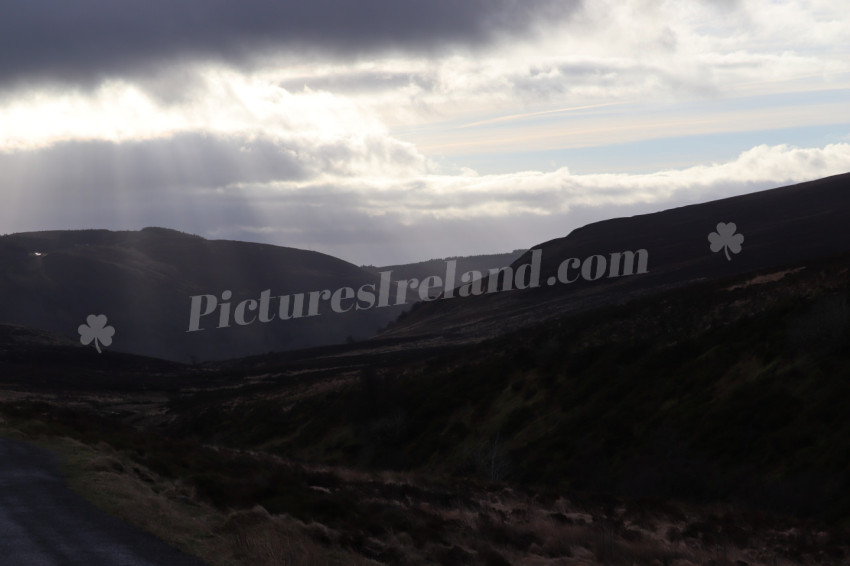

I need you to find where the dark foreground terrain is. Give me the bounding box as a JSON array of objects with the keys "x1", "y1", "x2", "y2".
[
  {"x1": 0, "y1": 437, "x2": 206, "y2": 566},
  {"x1": 2, "y1": 243, "x2": 850, "y2": 564}
]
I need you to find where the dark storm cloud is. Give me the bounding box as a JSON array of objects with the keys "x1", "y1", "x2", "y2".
[{"x1": 0, "y1": 0, "x2": 577, "y2": 88}]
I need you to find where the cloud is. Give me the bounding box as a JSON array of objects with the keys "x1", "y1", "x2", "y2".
[
  {"x1": 0, "y1": 0, "x2": 577, "y2": 89},
  {"x1": 326, "y1": 142, "x2": 850, "y2": 221},
  {"x1": 230, "y1": 142, "x2": 850, "y2": 263},
  {"x1": 0, "y1": 133, "x2": 306, "y2": 193},
  {"x1": 2, "y1": 0, "x2": 847, "y2": 156},
  {"x1": 1, "y1": 0, "x2": 847, "y2": 268},
  {"x1": 2, "y1": 125, "x2": 845, "y2": 265}
]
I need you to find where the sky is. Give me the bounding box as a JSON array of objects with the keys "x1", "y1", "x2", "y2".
[{"x1": 0, "y1": 0, "x2": 848, "y2": 266}]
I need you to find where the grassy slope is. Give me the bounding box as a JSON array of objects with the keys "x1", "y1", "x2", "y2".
[
  {"x1": 6, "y1": 405, "x2": 850, "y2": 566},
  {"x1": 3, "y1": 253, "x2": 850, "y2": 565},
  {"x1": 171, "y1": 252, "x2": 850, "y2": 523}
]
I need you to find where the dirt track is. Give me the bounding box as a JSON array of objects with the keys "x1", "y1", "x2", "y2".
[{"x1": 0, "y1": 438, "x2": 207, "y2": 566}]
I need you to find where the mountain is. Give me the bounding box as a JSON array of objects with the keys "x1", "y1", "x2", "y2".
[
  {"x1": 363, "y1": 250, "x2": 527, "y2": 292},
  {"x1": 0, "y1": 228, "x2": 406, "y2": 362},
  {"x1": 4, "y1": 173, "x2": 848, "y2": 363},
  {"x1": 381, "y1": 172, "x2": 850, "y2": 344}
]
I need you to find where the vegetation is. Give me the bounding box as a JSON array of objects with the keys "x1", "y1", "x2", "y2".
[
  {"x1": 2, "y1": 251, "x2": 850, "y2": 564},
  {"x1": 4, "y1": 404, "x2": 849, "y2": 566},
  {"x1": 168, "y1": 254, "x2": 850, "y2": 524}
]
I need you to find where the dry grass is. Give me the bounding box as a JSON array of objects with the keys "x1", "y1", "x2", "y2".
[
  {"x1": 1, "y1": 426, "x2": 372, "y2": 566},
  {"x1": 221, "y1": 507, "x2": 372, "y2": 566},
  {"x1": 3, "y1": 414, "x2": 849, "y2": 566}
]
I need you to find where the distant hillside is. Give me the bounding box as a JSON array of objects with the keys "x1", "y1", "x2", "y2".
[
  {"x1": 0, "y1": 228, "x2": 406, "y2": 362},
  {"x1": 5, "y1": 173, "x2": 848, "y2": 363},
  {"x1": 382, "y1": 172, "x2": 850, "y2": 344},
  {"x1": 363, "y1": 250, "x2": 526, "y2": 292}
]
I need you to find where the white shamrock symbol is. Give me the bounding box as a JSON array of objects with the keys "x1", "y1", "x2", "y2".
[
  {"x1": 708, "y1": 222, "x2": 744, "y2": 261},
  {"x1": 78, "y1": 314, "x2": 115, "y2": 353}
]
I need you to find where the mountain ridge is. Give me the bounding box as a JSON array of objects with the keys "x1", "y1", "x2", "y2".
[
  {"x1": 3, "y1": 172, "x2": 848, "y2": 363},
  {"x1": 0, "y1": 227, "x2": 406, "y2": 362},
  {"x1": 381, "y1": 171, "x2": 850, "y2": 344}
]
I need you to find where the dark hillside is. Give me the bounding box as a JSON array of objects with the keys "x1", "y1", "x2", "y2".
[
  {"x1": 383, "y1": 172, "x2": 850, "y2": 347},
  {"x1": 0, "y1": 228, "x2": 406, "y2": 362}
]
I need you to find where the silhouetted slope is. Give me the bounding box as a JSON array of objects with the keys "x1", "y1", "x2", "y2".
[
  {"x1": 0, "y1": 323, "x2": 189, "y2": 390},
  {"x1": 364, "y1": 251, "x2": 526, "y2": 291},
  {"x1": 0, "y1": 228, "x2": 404, "y2": 362},
  {"x1": 166, "y1": 249, "x2": 850, "y2": 521},
  {"x1": 382, "y1": 172, "x2": 850, "y2": 343}
]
